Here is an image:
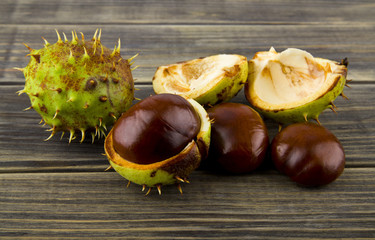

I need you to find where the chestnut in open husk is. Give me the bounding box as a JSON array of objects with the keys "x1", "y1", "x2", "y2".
[
  {"x1": 104, "y1": 93, "x2": 211, "y2": 195},
  {"x1": 206, "y1": 103, "x2": 269, "y2": 174},
  {"x1": 271, "y1": 122, "x2": 345, "y2": 187}
]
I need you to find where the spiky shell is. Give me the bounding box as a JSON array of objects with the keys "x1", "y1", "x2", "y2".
[{"x1": 19, "y1": 30, "x2": 135, "y2": 142}]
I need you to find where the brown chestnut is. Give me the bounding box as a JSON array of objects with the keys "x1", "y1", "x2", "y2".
[
  {"x1": 206, "y1": 103, "x2": 269, "y2": 174},
  {"x1": 271, "y1": 122, "x2": 345, "y2": 187},
  {"x1": 104, "y1": 93, "x2": 211, "y2": 192},
  {"x1": 112, "y1": 93, "x2": 201, "y2": 165}
]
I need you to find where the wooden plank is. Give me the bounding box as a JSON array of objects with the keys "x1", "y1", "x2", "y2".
[
  {"x1": 0, "y1": 84, "x2": 374, "y2": 173},
  {"x1": 1, "y1": 1, "x2": 374, "y2": 239},
  {"x1": 1, "y1": 0, "x2": 374, "y2": 25},
  {"x1": 0, "y1": 169, "x2": 374, "y2": 239},
  {"x1": 2, "y1": 23, "x2": 375, "y2": 84}
]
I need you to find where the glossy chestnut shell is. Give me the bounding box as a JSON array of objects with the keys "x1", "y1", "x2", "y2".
[
  {"x1": 112, "y1": 93, "x2": 201, "y2": 165},
  {"x1": 206, "y1": 103, "x2": 269, "y2": 173},
  {"x1": 271, "y1": 122, "x2": 345, "y2": 187}
]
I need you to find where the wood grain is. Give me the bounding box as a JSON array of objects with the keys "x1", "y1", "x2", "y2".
[
  {"x1": 0, "y1": 170, "x2": 374, "y2": 239},
  {"x1": 2, "y1": 0, "x2": 374, "y2": 25},
  {"x1": 2, "y1": 23, "x2": 375, "y2": 84},
  {"x1": 1, "y1": 0, "x2": 375, "y2": 239}
]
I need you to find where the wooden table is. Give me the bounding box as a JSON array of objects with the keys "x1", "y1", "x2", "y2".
[{"x1": 1, "y1": 0, "x2": 374, "y2": 239}]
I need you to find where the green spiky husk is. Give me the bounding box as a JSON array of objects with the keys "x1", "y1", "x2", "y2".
[
  {"x1": 21, "y1": 30, "x2": 134, "y2": 142},
  {"x1": 244, "y1": 50, "x2": 349, "y2": 126}
]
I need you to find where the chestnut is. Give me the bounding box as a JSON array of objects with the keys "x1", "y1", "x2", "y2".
[
  {"x1": 206, "y1": 103, "x2": 269, "y2": 174},
  {"x1": 112, "y1": 93, "x2": 201, "y2": 165},
  {"x1": 104, "y1": 93, "x2": 211, "y2": 194},
  {"x1": 271, "y1": 122, "x2": 345, "y2": 187}
]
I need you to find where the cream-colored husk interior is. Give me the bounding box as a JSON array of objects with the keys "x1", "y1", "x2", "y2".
[
  {"x1": 155, "y1": 54, "x2": 242, "y2": 95},
  {"x1": 187, "y1": 98, "x2": 210, "y2": 134},
  {"x1": 251, "y1": 47, "x2": 340, "y2": 109}
]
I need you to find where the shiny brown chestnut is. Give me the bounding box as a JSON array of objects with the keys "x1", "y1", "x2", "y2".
[
  {"x1": 112, "y1": 93, "x2": 201, "y2": 164},
  {"x1": 206, "y1": 103, "x2": 269, "y2": 174},
  {"x1": 271, "y1": 122, "x2": 345, "y2": 187},
  {"x1": 105, "y1": 93, "x2": 211, "y2": 193}
]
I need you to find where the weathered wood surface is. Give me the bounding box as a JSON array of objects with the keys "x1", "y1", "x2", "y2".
[
  {"x1": 1, "y1": 0, "x2": 375, "y2": 239},
  {"x1": 3, "y1": 24, "x2": 375, "y2": 83}
]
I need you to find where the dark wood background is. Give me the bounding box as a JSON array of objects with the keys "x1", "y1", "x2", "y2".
[{"x1": 1, "y1": 0, "x2": 375, "y2": 239}]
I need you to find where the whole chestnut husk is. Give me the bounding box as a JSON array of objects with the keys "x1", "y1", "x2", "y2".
[
  {"x1": 206, "y1": 102, "x2": 269, "y2": 174},
  {"x1": 271, "y1": 122, "x2": 345, "y2": 187}
]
